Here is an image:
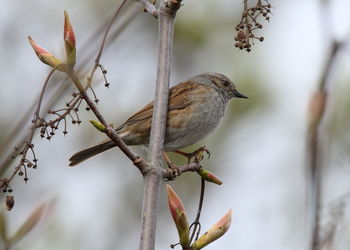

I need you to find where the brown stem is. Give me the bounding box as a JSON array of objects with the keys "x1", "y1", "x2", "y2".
[
  {"x1": 35, "y1": 96, "x2": 81, "y2": 129},
  {"x1": 66, "y1": 70, "x2": 150, "y2": 175},
  {"x1": 87, "y1": 0, "x2": 129, "y2": 89},
  {"x1": 189, "y1": 177, "x2": 205, "y2": 244},
  {"x1": 309, "y1": 40, "x2": 342, "y2": 250},
  {"x1": 1, "y1": 68, "x2": 57, "y2": 188},
  {"x1": 162, "y1": 162, "x2": 201, "y2": 180}
]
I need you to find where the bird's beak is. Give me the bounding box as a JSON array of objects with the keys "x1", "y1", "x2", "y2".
[{"x1": 233, "y1": 89, "x2": 248, "y2": 99}]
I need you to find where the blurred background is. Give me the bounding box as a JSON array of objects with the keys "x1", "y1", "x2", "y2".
[{"x1": 1, "y1": 0, "x2": 350, "y2": 249}]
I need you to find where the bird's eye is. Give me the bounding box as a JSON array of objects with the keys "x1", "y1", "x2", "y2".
[{"x1": 222, "y1": 81, "x2": 229, "y2": 87}]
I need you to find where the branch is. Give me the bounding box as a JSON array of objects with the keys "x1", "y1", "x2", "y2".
[
  {"x1": 309, "y1": 1, "x2": 348, "y2": 248},
  {"x1": 0, "y1": 3, "x2": 139, "y2": 179},
  {"x1": 66, "y1": 71, "x2": 150, "y2": 175},
  {"x1": 87, "y1": 0, "x2": 129, "y2": 89},
  {"x1": 139, "y1": 0, "x2": 182, "y2": 249},
  {"x1": 189, "y1": 178, "x2": 205, "y2": 244},
  {"x1": 308, "y1": 40, "x2": 343, "y2": 250},
  {"x1": 0, "y1": 68, "x2": 57, "y2": 191},
  {"x1": 162, "y1": 162, "x2": 201, "y2": 180},
  {"x1": 137, "y1": 0, "x2": 158, "y2": 18}
]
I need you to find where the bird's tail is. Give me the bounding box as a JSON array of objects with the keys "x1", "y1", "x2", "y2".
[{"x1": 69, "y1": 140, "x2": 115, "y2": 166}]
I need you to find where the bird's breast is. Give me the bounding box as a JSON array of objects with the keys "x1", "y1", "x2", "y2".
[{"x1": 164, "y1": 88, "x2": 227, "y2": 151}]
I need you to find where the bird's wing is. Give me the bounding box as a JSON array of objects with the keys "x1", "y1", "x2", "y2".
[{"x1": 115, "y1": 81, "x2": 203, "y2": 131}]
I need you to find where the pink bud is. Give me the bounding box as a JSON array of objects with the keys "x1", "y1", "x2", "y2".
[
  {"x1": 191, "y1": 209, "x2": 232, "y2": 249},
  {"x1": 28, "y1": 36, "x2": 63, "y2": 70},
  {"x1": 63, "y1": 11, "x2": 76, "y2": 66},
  {"x1": 64, "y1": 11, "x2": 76, "y2": 47},
  {"x1": 166, "y1": 185, "x2": 190, "y2": 247}
]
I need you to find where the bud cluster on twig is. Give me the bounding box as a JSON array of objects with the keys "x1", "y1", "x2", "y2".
[
  {"x1": 38, "y1": 94, "x2": 82, "y2": 139},
  {"x1": 234, "y1": 0, "x2": 272, "y2": 52}
]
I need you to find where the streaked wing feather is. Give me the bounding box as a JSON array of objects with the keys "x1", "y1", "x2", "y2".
[{"x1": 116, "y1": 81, "x2": 200, "y2": 131}]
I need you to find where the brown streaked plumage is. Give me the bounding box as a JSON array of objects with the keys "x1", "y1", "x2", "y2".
[{"x1": 69, "y1": 73, "x2": 247, "y2": 166}]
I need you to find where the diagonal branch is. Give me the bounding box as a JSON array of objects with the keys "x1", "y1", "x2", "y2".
[
  {"x1": 0, "y1": 2, "x2": 140, "y2": 178},
  {"x1": 0, "y1": 68, "x2": 57, "y2": 190},
  {"x1": 66, "y1": 71, "x2": 150, "y2": 175}
]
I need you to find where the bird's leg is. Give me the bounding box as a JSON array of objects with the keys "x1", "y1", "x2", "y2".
[
  {"x1": 163, "y1": 152, "x2": 181, "y2": 180},
  {"x1": 174, "y1": 146, "x2": 210, "y2": 164},
  {"x1": 163, "y1": 152, "x2": 175, "y2": 168}
]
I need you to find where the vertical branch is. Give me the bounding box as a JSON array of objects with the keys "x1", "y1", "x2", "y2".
[
  {"x1": 308, "y1": 41, "x2": 340, "y2": 250},
  {"x1": 308, "y1": 1, "x2": 344, "y2": 248},
  {"x1": 139, "y1": 1, "x2": 182, "y2": 249}
]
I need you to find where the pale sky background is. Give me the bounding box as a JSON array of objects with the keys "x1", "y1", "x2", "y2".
[{"x1": 1, "y1": 0, "x2": 350, "y2": 250}]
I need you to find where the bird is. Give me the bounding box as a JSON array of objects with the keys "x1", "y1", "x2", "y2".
[{"x1": 69, "y1": 72, "x2": 248, "y2": 166}]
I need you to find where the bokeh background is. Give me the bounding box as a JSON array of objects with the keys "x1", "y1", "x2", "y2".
[{"x1": 1, "y1": 0, "x2": 350, "y2": 249}]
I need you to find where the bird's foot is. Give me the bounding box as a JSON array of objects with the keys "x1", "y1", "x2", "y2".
[{"x1": 174, "y1": 146, "x2": 210, "y2": 164}]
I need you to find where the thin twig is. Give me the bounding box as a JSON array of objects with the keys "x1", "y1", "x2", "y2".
[
  {"x1": 137, "y1": 0, "x2": 158, "y2": 18},
  {"x1": 34, "y1": 96, "x2": 81, "y2": 129},
  {"x1": 189, "y1": 177, "x2": 206, "y2": 244},
  {"x1": 0, "y1": 68, "x2": 57, "y2": 191},
  {"x1": 87, "y1": 0, "x2": 129, "y2": 89},
  {"x1": 162, "y1": 162, "x2": 201, "y2": 180},
  {"x1": 66, "y1": 70, "x2": 150, "y2": 175}
]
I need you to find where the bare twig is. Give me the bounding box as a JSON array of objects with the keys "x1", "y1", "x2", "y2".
[
  {"x1": 87, "y1": 0, "x2": 129, "y2": 89},
  {"x1": 0, "y1": 77, "x2": 70, "y2": 176},
  {"x1": 35, "y1": 96, "x2": 81, "y2": 129},
  {"x1": 162, "y1": 162, "x2": 201, "y2": 180},
  {"x1": 0, "y1": 68, "x2": 57, "y2": 191},
  {"x1": 189, "y1": 177, "x2": 205, "y2": 243},
  {"x1": 137, "y1": 0, "x2": 158, "y2": 18},
  {"x1": 139, "y1": 0, "x2": 182, "y2": 249}
]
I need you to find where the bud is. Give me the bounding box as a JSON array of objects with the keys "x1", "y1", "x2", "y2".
[
  {"x1": 28, "y1": 36, "x2": 64, "y2": 70},
  {"x1": 63, "y1": 11, "x2": 76, "y2": 67},
  {"x1": 4, "y1": 196, "x2": 14, "y2": 211},
  {"x1": 166, "y1": 185, "x2": 190, "y2": 247},
  {"x1": 197, "y1": 168, "x2": 223, "y2": 185},
  {"x1": 191, "y1": 209, "x2": 232, "y2": 250},
  {"x1": 236, "y1": 30, "x2": 247, "y2": 41},
  {"x1": 308, "y1": 90, "x2": 326, "y2": 128},
  {"x1": 89, "y1": 120, "x2": 106, "y2": 132}
]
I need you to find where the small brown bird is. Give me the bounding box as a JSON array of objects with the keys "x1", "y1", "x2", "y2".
[{"x1": 69, "y1": 72, "x2": 247, "y2": 166}]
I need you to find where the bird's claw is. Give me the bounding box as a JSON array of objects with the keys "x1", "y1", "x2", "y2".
[{"x1": 175, "y1": 146, "x2": 210, "y2": 164}]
